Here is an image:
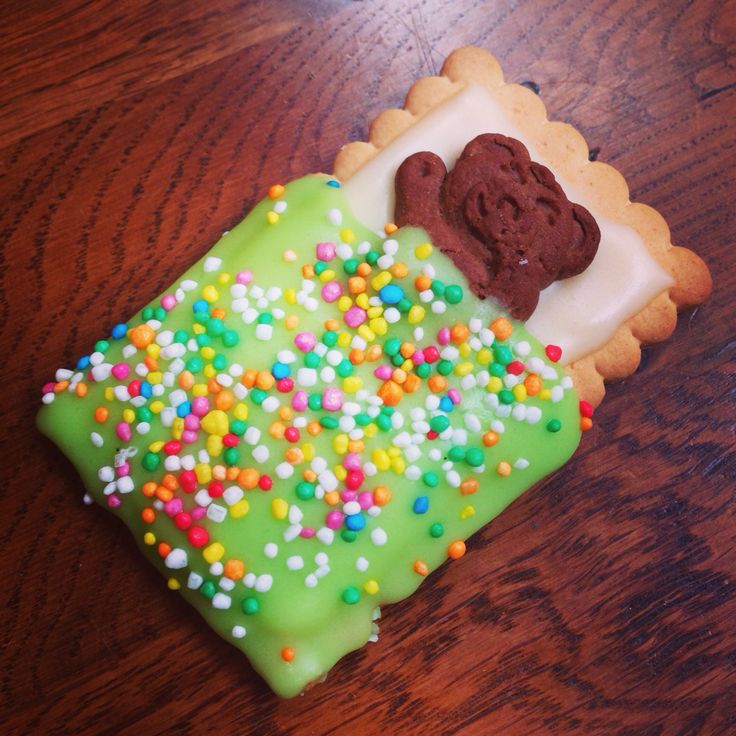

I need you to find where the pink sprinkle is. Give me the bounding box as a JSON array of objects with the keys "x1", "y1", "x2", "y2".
[
  {"x1": 191, "y1": 396, "x2": 210, "y2": 416},
  {"x1": 42, "y1": 382, "x2": 55, "y2": 394},
  {"x1": 316, "y1": 242, "x2": 336, "y2": 261},
  {"x1": 111, "y1": 363, "x2": 130, "y2": 380},
  {"x1": 161, "y1": 294, "x2": 177, "y2": 311},
  {"x1": 107, "y1": 495, "x2": 121, "y2": 508},
  {"x1": 191, "y1": 507, "x2": 207, "y2": 521},
  {"x1": 300, "y1": 527, "x2": 316, "y2": 539},
  {"x1": 374, "y1": 365, "x2": 392, "y2": 381},
  {"x1": 115, "y1": 422, "x2": 131, "y2": 442},
  {"x1": 322, "y1": 386, "x2": 343, "y2": 411},
  {"x1": 438, "y1": 327, "x2": 451, "y2": 345},
  {"x1": 448, "y1": 388, "x2": 462, "y2": 405},
  {"x1": 343, "y1": 453, "x2": 362, "y2": 471},
  {"x1": 326, "y1": 510, "x2": 344, "y2": 529},
  {"x1": 181, "y1": 430, "x2": 198, "y2": 444},
  {"x1": 358, "y1": 492, "x2": 373, "y2": 510},
  {"x1": 236, "y1": 270, "x2": 253, "y2": 285},
  {"x1": 116, "y1": 462, "x2": 130, "y2": 476},
  {"x1": 340, "y1": 490, "x2": 356, "y2": 503},
  {"x1": 412, "y1": 350, "x2": 425, "y2": 365},
  {"x1": 292, "y1": 390, "x2": 308, "y2": 411},
  {"x1": 321, "y1": 281, "x2": 342, "y2": 303},
  {"x1": 294, "y1": 332, "x2": 317, "y2": 352},
  {"x1": 344, "y1": 305, "x2": 367, "y2": 328},
  {"x1": 164, "y1": 498, "x2": 183, "y2": 516},
  {"x1": 184, "y1": 414, "x2": 200, "y2": 431}
]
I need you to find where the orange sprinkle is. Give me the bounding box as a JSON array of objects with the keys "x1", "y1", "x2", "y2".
[
  {"x1": 239, "y1": 468, "x2": 259, "y2": 490},
  {"x1": 377, "y1": 380, "x2": 403, "y2": 406},
  {"x1": 384, "y1": 223, "x2": 398, "y2": 234},
  {"x1": 215, "y1": 390, "x2": 234, "y2": 411},
  {"x1": 268, "y1": 184, "x2": 285, "y2": 199},
  {"x1": 144, "y1": 355, "x2": 159, "y2": 371},
  {"x1": 94, "y1": 406, "x2": 109, "y2": 423},
  {"x1": 580, "y1": 417, "x2": 593, "y2": 431},
  {"x1": 226, "y1": 466, "x2": 240, "y2": 481},
  {"x1": 256, "y1": 371, "x2": 275, "y2": 391},
  {"x1": 348, "y1": 276, "x2": 366, "y2": 294},
  {"x1": 212, "y1": 464, "x2": 226, "y2": 481},
  {"x1": 142, "y1": 481, "x2": 157, "y2": 497},
  {"x1": 496, "y1": 461, "x2": 511, "y2": 477},
  {"x1": 241, "y1": 369, "x2": 257, "y2": 388},
  {"x1": 324, "y1": 491, "x2": 341, "y2": 506},
  {"x1": 391, "y1": 262, "x2": 409, "y2": 278},
  {"x1": 224, "y1": 559, "x2": 245, "y2": 579},
  {"x1": 281, "y1": 647, "x2": 295, "y2": 662},
  {"x1": 448, "y1": 540, "x2": 466, "y2": 560},
  {"x1": 156, "y1": 487, "x2": 173, "y2": 503},
  {"x1": 482, "y1": 431, "x2": 499, "y2": 447},
  {"x1": 157, "y1": 542, "x2": 172, "y2": 558},
  {"x1": 349, "y1": 348, "x2": 365, "y2": 365},
  {"x1": 302, "y1": 264, "x2": 315, "y2": 279},
  {"x1": 348, "y1": 439, "x2": 365, "y2": 453},
  {"x1": 141, "y1": 508, "x2": 156, "y2": 524},
  {"x1": 302, "y1": 469, "x2": 317, "y2": 483},
  {"x1": 373, "y1": 486, "x2": 392, "y2": 506},
  {"x1": 211, "y1": 307, "x2": 226, "y2": 320},
  {"x1": 460, "y1": 479, "x2": 479, "y2": 496},
  {"x1": 428, "y1": 375, "x2": 447, "y2": 393},
  {"x1": 162, "y1": 474, "x2": 179, "y2": 491},
  {"x1": 356, "y1": 262, "x2": 372, "y2": 277},
  {"x1": 278, "y1": 406, "x2": 292, "y2": 421},
  {"x1": 307, "y1": 421, "x2": 322, "y2": 436},
  {"x1": 450, "y1": 323, "x2": 469, "y2": 344},
  {"x1": 53, "y1": 380, "x2": 69, "y2": 393},
  {"x1": 178, "y1": 371, "x2": 195, "y2": 390},
  {"x1": 490, "y1": 317, "x2": 513, "y2": 341},
  {"x1": 524, "y1": 374, "x2": 542, "y2": 396},
  {"x1": 399, "y1": 342, "x2": 415, "y2": 359},
  {"x1": 207, "y1": 377, "x2": 221, "y2": 394},
  {"x1": 391, "y1": 368, "x2": 407, "y2": 385},
  {"x1": 129, "y1": 324, "x2": 155, "y2": 349},
  {"x1": 75, "y1": 382, "x2": 88, "y2": 397},
  {"x1": 284, "y1": 448, "x2": 303, "y2": 464},
  {"x1": 414, "y1": 275, "x2": 432, "y2": 291},
  {"x1": 413, "y1": 560, "x2": 429, "y2": 576},
  {"x1": 403, "y1": 373, "x2": 421, "y2": 393},
  {"x1": 269, "y1": 422, "x2": 285, "y2": 439},
  {"x1": 365, "y1": 344, "x2": 382, "y2": 361},
  {"x1": 285, "y1": 315, "x2": 299, "y2": 330},
  {"x1": 324, "y1": 319, "x2": 340, "y2": 332}
]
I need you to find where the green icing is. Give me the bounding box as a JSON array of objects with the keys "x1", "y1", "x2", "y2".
[{"x1": 37, "y1": 174, "x2": 581, "y2": 697}]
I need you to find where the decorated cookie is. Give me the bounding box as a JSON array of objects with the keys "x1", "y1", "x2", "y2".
[{"x1": 37, "y1": 48, "x2": 710, "y2": 698}]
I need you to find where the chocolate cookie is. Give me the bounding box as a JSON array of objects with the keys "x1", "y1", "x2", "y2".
[{"x1": 394, "y1": 133, "x2": 600, "y2": 320}]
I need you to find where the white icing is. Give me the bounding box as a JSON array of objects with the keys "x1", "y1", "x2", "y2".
[{"x1": 342, "y1": 84, "x2": 673, "y2": 363}]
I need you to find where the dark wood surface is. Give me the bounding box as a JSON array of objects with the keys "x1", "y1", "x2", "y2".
[{"x1": 2, "y1": 1, "x2": 735, "y2": 734}]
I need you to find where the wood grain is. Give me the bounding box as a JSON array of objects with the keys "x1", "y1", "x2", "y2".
[{"x1": 1, "y1": 1, "x2": 734, "y2": 734}]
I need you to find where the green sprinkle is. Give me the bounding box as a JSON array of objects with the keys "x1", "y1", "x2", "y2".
[
  {"x1": 397, "y1": 298, "x2": 412, "y2": 313},
  {"x1": 341, "y1": 529, "x2": 357, "y2": 543},
  {"x1": 174, "y1": 329, "x2": 189, "y2": 343},
  {"x1": 365, "y1": 251, "x2": 379, "y2": 266},
  {"x1": 257, "y1": 312, "x2": 273, "y2": 324},
  {"x1": 422, "y1": 471, "x2": 439, "y2": 488},
  {"x1": 384, "y1": 338, "x2": 401, "y2": 356},
  {"x1": 494, "y1": 345, "x2": 513, "y2": 365},
  {"x1": 437, "y1": 360, "x2": 453, "y2": 376},
  {"x1": 250, "y1": 388, "x2": 267, "y2": 405},
  {"x1": 200, "y1": 581, "x2": 216, "y2": 599},
  {"x1": 336, "y1": 360, "x2": 353, "y2": 377},
  {"x1": 431, "y1": 279, "x2": 446, "y2": 297},
  {"x1": 223, "y1": 447, "x2": 240, "y2": 466},
  {"x1": 136, "y1": 406, "x2": 152, "y2": 422},
  {"x1": 342, "y1": 586, "x2": 361, "y2": 605},
  {"x1": 343, "y1": 258, "x2": 359, "y2": 274},
  {"x1": 195, "y1": 333, "x2": 211, "y2": 347},
  {"x1": 304, "y1": 352, "x2": 320, "y2": 368},
  {"x1": 490, "y1": 362, "x2": 506, "y2": 377},
  {"x1": 547, "y1": 418, "x2": 562, "y2": 433},
  {"x1": 320, "y1": 416, "x2": 339, "y2": 429},
  {"x1": 430, "y1": 522, "x2": 444, "y2": 538},
  {"x1": 154, "y1": 306, "x2": 166, "y2": 321},
  {"x1": 222, "y1": 329, "x2": 239, "y2": 347},
  {"x1": 445, "y1": 284, "x2": 463, "y2": 304},
  {"x1": 141, "y1": 307, "x2": 154, "y2": 321},
  {"x1": 296, "y1": 481, "x2": 315, "y2": 501},
  {"x1": 430, "y1": 415, "x2": 450, "y2": 433},
  {"x1": 94, "y1": 339, "x2": 110, "y2": 353},
  {"x1": 307, "y1": 394, "x2": 322, "y2": 411},
  {"x1": 355, "y1": 413, "x2": 372, "y2": 426},
  {"x1": 193, "y1": 309, "x2": 209, "y2": 325},
  {"x1": 230, "y1": 419, "x2": 247, "y2": 436},
  {"x1": 448, "y1": 446, "x2": 465, "y2": 463},
  {"x1": 323, "y1": 331, "x2": 338, "y2": 347},
  {"x1": 314, "y1": 260, "x2": 327, "y2": 276},
  {"x1": 242, "y1": 597, "x2": 260, "y2": 615},
  {"x1": 213, "y1": 353, "x2": 227, "y2": 370},
  {"x1": 186, "y1": 356, "x2": 204, "y2": 373},
  {"x1": 391, "y1": 353, "x2": 405, "y2": 367},
  {"x1": 207, "y1": 317, "x2": 225, "y2": 336},
  {"x1": 376, "y1": 414, "x2": 392, "y2": 432},
  {"x1": 142, "y1": 452, "x2": 160, "y2": 472},
  {"x1": 465, "y1": 447, "x2": 484, "y2": 467},
  {"x1": 499, "y1": 389, "x2": 515, "y2": 405},
  {"x1": 416, "y1": 362, "x2": 431, "y2": 378}
]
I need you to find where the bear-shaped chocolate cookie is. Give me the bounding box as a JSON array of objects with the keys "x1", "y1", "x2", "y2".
[{"x1": 394, "y1": 133, "x2": 600, "y2": 320}]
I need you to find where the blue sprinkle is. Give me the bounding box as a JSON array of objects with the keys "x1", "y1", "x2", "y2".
[
  {"x1": 139, "y1": 381, "x2": 153, "y2": 399},
  {"x1": 345, "y1": 513, "x2": 366, "y2": 531},
  {"x1": 176, "y1": 401, "x2": 192, "y2": 418},
  {"x1": 439, "y1": 396, "x2": 454, "y2": 412},
  {"x1": 326, "y1": 179, "x2": 341, "y2": 188},
  {"x1": 413, "y1": 496, "x2": 429, "y2": 514},
  {"x1": 192, "y1": 299, "x2": 209, "y2": 313},
  {"x1": 76, "y1": 355, "x2": 90, "y2": 370},
  {"x1": 272, "y1": 362, "x2": 290, "y2": 380},
  {"x1": 111, "y1": 323, "x2": 128, "y2": 340},
  {"x1": 378, "y1": 284, "x2": 404, "y2": 305}
]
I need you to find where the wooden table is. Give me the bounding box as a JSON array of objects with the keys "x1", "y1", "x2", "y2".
[{"x1": 2, "y1": 1, "x2": 734, "y2": 733}]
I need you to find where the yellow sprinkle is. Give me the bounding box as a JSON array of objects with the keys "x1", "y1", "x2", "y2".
[
  {"x1": 337, "y1": 296, "x2": 352, "y2": 312},
  {"x1": 319, "y1": 269, "x2": 336, "y2": 283},
  {"x1": 301, "y1": 442, "x2": 315, "y2": 461},
  {"x1": 477, "y1": 348, "x2": 492, "y2": 365},
  {"x1": 195, "y1": 462, "x2": 212, "y2": 484},
  {"x1": 266, "y1": 211, "x2": 279, "y2": 225},
  {"x1": 206, "y1": 434, "x2": 223, "y2": 457},
  {"x1": 364, "y1": 579, "x2": 379, "y2": 595},
  {"x1": 337, "y1": 332, "x2": 351, "y2": 347},
  {"x1": 408, "y1": 305, "x2": 425, "y2": 324},
  {"x1": 333, "y1": 434, "x2": 349, "y2": 454},
  {"x1": 148, "y1": 440, "x2": 164, "y2": 453},
  {"x1": 366, "y1": 306, "x2": 383, "y2": 319},
  {"x1": 201, "y1": 284, "x2": 219, "y2": 303},
  {"x1": 372, "y1": 449, "x2": 390, "y2": 471},
  {"x1": 192, "y1": 323, "x2": 205, "y2": 335},
  {"x1": 233, "y1": 402, "x2": 248, "y2": 421},
  {"x1": 200, "y1": 346, "x2": 215, "y2": 361},
  {"x1": 143, "y1": 532, "x2": 156, "y2": 546},
  {"x1": 217, "y1": 272, "x2": 231, "y2": 284},
  {"x1": 415, "y1": 242, "x2": 433, "y2": 259},
  {"x1": 150, "y1": 400, "x2": 164, "y2": 414},
  {"x1": 203, "y1": 364, "x2": 215, "y2": 378},
  {"x1": 230, "y1": 499, "x2": 250, "y2": 518},
  {"x1": 513, "y1": 384, "x2": 528, "y2": 402},
  {"x1": 201, "y1": 409, "x2": 229, "y2": 435},
  {"x1": 192, "y1": 383, "x2": 208, "y2": 397},
  {"x1": 146, "y1": 343, "x2": 160, "y2": 358},
  {"x1": 334, "y1": 465, "x2": 347, "y2": 481},
  {"x1": 104, "y1": 387, "x2": 114, "y2": 401},
  {"x1": 358, "y1": 325, "x2": 375, "y2": 342},
  {"x1": 343, "y1": 376, "x2": 362, "y2": 393},
  {"x1": 284, "y1": 288, "x2": 297, "y2": 305},
  {"x1": 122, "y1": 408, "x2": 135, "y2": 424},
  {"x1": 391, "y1": 457, "x2": 406, "y2": 474},
  {"x1": 371, "y1": 271, "x2": 392, "y2": 291},
  {"x1": 355, "y1": 293, "x2": 370, "y2": 309},
  {"x1": 271, "y1": 498, "x2": 288, "y2": 520},
  {"x1": 458, "y1": 342, "x2": 471, "y2": 357},
  {"x1": 203, "y1": 543, "x2": 225, "y2": 564},
  {"x1": 369, "y1": 318, "x2": 388, "y2": 336},
  {"x1": 171, "y1": 417, "x2": 184, "y2": 440},
  {"x1": 387, "y1": 447, "x2": 400, "y2": 458},
  {"x1": 147, "y1": 371, "x2": 162, "y2": 384},
  {"x1": 460, "y1": 505, "x2": 476, "y2": 520},
  {"x1": 167, "y1": 577, "x2": 180, "y2": 590},
  {"x1": 363, "y1": 423, "x2": 377, "y2": 438},
  {"x1": 539, "y1": 388, "x2": 552, "y2": 401},
  {"x1": 487, "y1": 376, "x2": 503, "y2": 393},
  {"x1": 454, "y1": 361, "x2": 474, "y2": 376}
]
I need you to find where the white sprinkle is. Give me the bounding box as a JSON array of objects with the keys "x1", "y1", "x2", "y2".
[
  {"x1": 163, "y1": 455, "x2": 180, "y2": 471},
  {"x1": 228, "y1": 362, "x2": 243, "y2": 377},
  {"x1": 526, "y1": 356, "x2": 545, "y2": 373},
  {"x1": 209, "y1": 562, "x2": 223, "y2": 576},
  {"x1": 405, "y1": 465, "x2": 421, "y2": 480},
  {"x1": 283, "y1": 524, "x2": 301, "y2": 543},
  {"x1": 551, "y1": 385, "x2": 564, "y2": 403},
  {"x1": 264, "y1": 543, "x2": 278, "y2": 559},
  {"x1": 232, "y1": 625, "x2": 247, "y2": 639},
  {"x1": 117, "y1": 476, "x2": 134, "y2": 494},
  {"x1": 212, "y1": 593, "x2": 231, "y2": 609},
  {"x1": 526, "y1": 407, "x2": 542, "y2": 424},
  {"x1": 255, "y1": 574, "x2": 273, "y2": 593},
  {"x1": 219, "y1": 577, "x2": 235, "y2": 591},
  {"x1": 371, "y1": 528, "x2": 387, "y2": 546},
  {"x1": 320, "y1": 366, "x2": 335, "y2": 383},
  {"x1": 305, "y1": 574, "x2": 318, "y2": 588},
  {"x1": 90, "y1": 432, "x2": 104, "y2": 448},
  {"x1": 512, "y1": 404, "x2": 527, "y2": 421},
  {"x1": 297, "y1": 368, "x2": 317, "y2": 387},
  {"x1": 491, "y1": 419, "x2": 505, "y2": 433},
  {"x1": 446, "y1": 470, "x2": 461, "y2": 488},
  {"x1": 273, "y1": 200, "x2": 287, "y2": 214},
  {"x1": 98, "y1": 466, "x2": 114, "y2": 482},
  {"x1": 207, "y1": 504, "x2": 227, "y2": 523},
  {"x1": 255, "y1": 324, "x2": 273, "y2": 341},
  {"x1": 102, "y1": 481, "x2": 117, "y2": 496},
  {"x1": 287, "y1": 556, "x2": 304, "y2": 571},
  {"x1": 275, "y1": 462, "x2": 294, "y2": 479},
  {"x1": 318, "y1": 470, "x2": 338, "y2": 492},
  {"x1": 165, "y1": 548, "x2": 188, "y2": 569},
  {"x1": 514, "y1": 458, "x2": 530, "y2": 470},
  {"x1": 244, "y1": 426, "x2": 261, "y2": 445},
  {"x1": 181, "y1": 279, "x2": 197, "y2": 291},
  {"x1": 514, "y1": 340, "x2": 531, "y2": 357},
  {"x1": 464, "y1": 413, "x2": 481, "y2": 432},
  {"x1": 242, "y1": 307, "x2": 258, "y2": 324},
  {"x1": 343, "y1": 501, "x2": 361, "y2": 516},
  {"x1": 316, "y1": 527, "x2": 334, "y2": 545},
  {"x1": 187, "y1": 572, "x2": 203, "y2": 589},
  {"x1": 356, "y1": 557, "x2": 369, "y2": 572},
  {"x1": 288, "y1": 505, "x2": 303, "y2": 524},
  {"x1": 204, "y1": 256, "x2": 222, "y2": 272},
  {"x1": 243, "y1": 573, "x2": 257, "y2": 588},
  {"x1": 223, "y1": 486, "x2": 244, "y2": 506},
  {"x1": 90, "y1": 363, "x2": 112, "y2": 381},
  {"x1": 41, "y1": 393, "x2": 55, "y2": 405},
  {"x1": 261, "y1": 396, "x2": 280, "y2": 413},
  {"x1": 328, "y1": 208, "x2": 342, "y2": 225},
  {"x1": 542, "y1": 366, "x2": 558, "y2": 380},
  {"x1": 194, "y1": 489, "x2": 212, "y2": 507},
  {"x1": 216, "y1": 373, "x2": 233, "y2": 388}
]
